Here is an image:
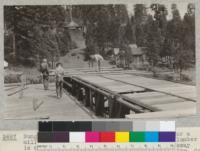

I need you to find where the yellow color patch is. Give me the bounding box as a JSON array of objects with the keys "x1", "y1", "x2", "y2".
[{"x1": 115, "y1": 132, "x2": 129, "y2": 142}]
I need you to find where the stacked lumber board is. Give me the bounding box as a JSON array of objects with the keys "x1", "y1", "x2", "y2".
[
  {"x1": 65, "y1": 67, "x2": 196, "y2": 118},
  {"x1": 75, "y1": 75, "x2": 145, "y2": 93},
  {"x1": 123, "y1": 92, "x2": 195, "y2": 111},
  {"x1": 103, "y1": 74, "x2": 196, "y2": 101}
]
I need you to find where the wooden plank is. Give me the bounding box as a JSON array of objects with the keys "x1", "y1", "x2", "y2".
[
  {"x1": 7, "y1": 87, "x2": 28, "y2": 96},
  {"x1": 72, "y1": 77, "x2": 111, "y2": 97},
  {"x1": 85, "y1": 71, "x2": 122, "y2": 74},
  {"x1": 63, "y1": 81, "x2": 72, "y2": 88},
  {"x1": 125, "y1": 107, "x2": 196, "y2": 119},
  {"x1": 78, "y1": 75, "x2": 113, "y2": 84},
  {"x1": 124, "y1": 92, "x2": 166, "y2": 99},
  {"x1": 153, "y1": 101, "x2": 196, "y2": 111},
  {"x1": 103, "y1": 74, "x2": 196, "y2": 101},
  {"x1": 4, "y1": 83, "x2": 22, "y2": 87},
  {"x1": 140, "y1": 97, "x2": 184, "y2": 106},
  {"x1": 4, "y1": 86, "x2": 20, "y2": 91},
  {"x1": 68, "y1": 67, "x2": 117, "y2": 70},
  {"x1": 104, "y1": 85, "x2": 145, "y2": 93},
  {"x1": 76, "y1": 75, "x2": 145, "y2": 93},
  {"x1": 72, "y1": 76, "x2": 159, "y2": 112},
  {"x1": 5, "y1": 83, "x2": 93, "y2": 119},
  {"x1": 84, "y1": 69, "x2": 123, "y2": 72},
  {"x1": 72, "y1": 77, "x2": 149, "y2": 113},
  {"x1": 123, "y1": 92, "x2": 185, "y2": 106}
]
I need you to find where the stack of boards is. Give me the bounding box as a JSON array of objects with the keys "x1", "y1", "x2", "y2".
[{"x1": 67, "y1": 67, "x2": 196, "y2": 118}]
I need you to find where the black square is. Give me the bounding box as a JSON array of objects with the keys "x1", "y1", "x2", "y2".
[
  {"x1": 39, "y1": 121, "x2": 53, "y2": 132},
  {"x1": 38, "y1": 132, "x2": 53, "y2": 143},
  {"x1": 53, "y1": 121, "x2": 68, "y2": 131},
  {"x1": 79, "y1": 121, "x2": 92, "y2": 131},
  {"x1": 65, "y1": 122, "x2": 75, "y2": 131}
]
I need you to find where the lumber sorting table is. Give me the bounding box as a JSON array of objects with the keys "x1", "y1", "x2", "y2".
[{"x1": 63, "y1": 68, "x2": 196, "y2": 118}]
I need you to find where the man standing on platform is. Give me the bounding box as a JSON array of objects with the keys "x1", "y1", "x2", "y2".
[
  {"x1": 95, "y1": 54, "x2": 104, "y2": 72},
  {"x1": 55, "y1": 62, "x2": 65, "y2": 98},
  {"x1": 89, "y1": 54, "x2": 104, "y2": 72},
  {"x1": 40, "y1": 58, "x2": 49, "y2": 90}
]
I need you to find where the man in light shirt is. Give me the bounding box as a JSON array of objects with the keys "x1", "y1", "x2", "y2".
[
  {"x1": 55, "y1": 62, "x2": 65, "y2": 98},
  {"x1": 89, "y1": 54, "x2": 104, "y2": 72},
  {"x1": 40, "y1": 58, "x2": 49, "y2": 90}
]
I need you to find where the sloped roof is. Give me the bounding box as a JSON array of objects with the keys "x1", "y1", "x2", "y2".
[
  {"x1": 65, "y1": 20, "x2": 80, "y2": 29},
  {"x1": 72, "y1": 18, "x2": 84, "y2": 26},
  {"x1": 129, "y1": 44, "x2": 144, "y2": 56}
]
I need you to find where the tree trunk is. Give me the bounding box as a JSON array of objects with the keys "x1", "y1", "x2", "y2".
[{"x1": 179, "y1": 68, "x2": 182, "y2": 81}]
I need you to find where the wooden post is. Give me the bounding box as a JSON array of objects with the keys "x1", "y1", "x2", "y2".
[
  {"x1": 71, "y1": 80, "x2": 76, "y2": 96},
  {"x1": 77, "y1": 84, "x2": 82, "y2": 101},
  {"x1": 19, "y1": 73, "x2": 24, "y2": 99},
  {"x1": 108, "y1": 97, "x2": 115, "y2": 118},
  {"x1": 94, "y1": 93, "x2": 104, "y2": 116},
  {"x1": 83, "y1": 88, "x2": 90, "y2": 107},
  {"x1": 13, "y1": 32, "x2": 16, "y2": 62},
  {"x1": 89, "y1": 89, "x2": 94, "y2": 110}
]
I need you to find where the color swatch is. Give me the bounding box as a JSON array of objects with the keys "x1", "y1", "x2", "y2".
[
  {"x1": 130, "y1": 132, "x2": 145, "y2": 142},
  {"x1": 115, "y1": 132, "x2": 129, "y2": 142},
  {"x1": 69, "y1": 132, "x2": 85, "y2": 143},
  {"x1": 145, "y1": 132, "x2": 159, "y2": 142},
  {"x1": 100, "y1": 132, "x2": 115, "y2": 142},
  {"x1": 85, "y1": 132, "x2": 100, "y2": 142},
  {"x1": 38, "y1": 121, "x2": 176, "y2": 143}
]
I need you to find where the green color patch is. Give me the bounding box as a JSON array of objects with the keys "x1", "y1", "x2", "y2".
[{"x1": 129, "y1": 132, "x2": 145, "y2": 142}]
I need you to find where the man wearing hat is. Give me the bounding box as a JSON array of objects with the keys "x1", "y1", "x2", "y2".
[{"x1": 40, "y1": 58, "x2": 49, "y2": 90}]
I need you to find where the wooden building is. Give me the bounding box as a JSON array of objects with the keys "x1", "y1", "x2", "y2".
[{"x1": 129, "y1": 44, "x2": 147, "y2": 66}]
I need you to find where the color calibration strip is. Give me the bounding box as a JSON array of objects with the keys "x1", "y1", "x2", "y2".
[{"x1": 38, "y1": 121, "x2": 175, "y2": 143}]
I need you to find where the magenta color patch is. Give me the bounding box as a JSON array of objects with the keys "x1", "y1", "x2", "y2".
[{"x1": 85, "y1": 132, "x2": 100, "y2": 142}]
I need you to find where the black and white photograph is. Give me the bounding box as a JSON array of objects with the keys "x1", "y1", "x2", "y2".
[{"x1": 3, "y1": 2, "x2": 196, "y2": 120}]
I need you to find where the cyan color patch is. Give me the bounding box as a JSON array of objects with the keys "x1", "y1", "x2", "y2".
[{"x1": 145, "y1": 132, "x2": 159, "y2": 142}]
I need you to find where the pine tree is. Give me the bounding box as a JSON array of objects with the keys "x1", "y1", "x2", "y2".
[
  {"x1": 134, "y1": 4, "x2": 148, "y2": 47},
  {"x1": 79, "y1": 4, "x2": 129, "y2": 58},
  {"x1": 145, "y1": 16, "x2": 162, "y2": 67},
  {"x1": 4, "y1": 6, "x2": 72, "y2": 66},
  {"x1": 150, "y1": 4, "x2": 168, "y2": 60},
  {"x1": 182, "y1": 3, "x2": 195, "y2": 62},
  {"x1": 165, "y1": 4, "x2": 194, "y2": 79}
]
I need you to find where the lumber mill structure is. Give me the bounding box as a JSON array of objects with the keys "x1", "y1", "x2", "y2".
[
  {"x1": 63, "y1": 67, "x2": 197, "y2": 119},
  {"x1": 4, "y1": 67, "x2": 196, "y2": 119}
]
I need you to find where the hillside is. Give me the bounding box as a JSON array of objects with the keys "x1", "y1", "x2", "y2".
[{"x1": 60, "y1": 29, "x2": 112, "y2": 69}]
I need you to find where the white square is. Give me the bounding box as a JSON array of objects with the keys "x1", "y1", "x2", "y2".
[
  {"x1": 145, "y1": 121, "x2": 160, "y2": 131},
  {"x1": 160, "y1": 121, "x2": 175, "y2": 131},
  {"x1": 69, "y1": 132, "x2": 85, "y2": 143}
]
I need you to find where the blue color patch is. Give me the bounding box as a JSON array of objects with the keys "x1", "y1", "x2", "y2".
[{"x1": 145, "y1": 132, "x2": 159, "y2": 142}]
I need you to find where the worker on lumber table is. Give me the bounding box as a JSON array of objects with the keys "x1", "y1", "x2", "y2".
[{"x1": 89, "y1": 54, "x2": 104, "y2": 72}]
